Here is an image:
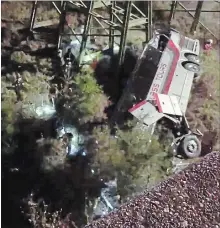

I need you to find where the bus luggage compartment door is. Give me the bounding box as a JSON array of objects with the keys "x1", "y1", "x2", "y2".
[
  {"x1": 129, "y1": 100, "x2": 164, "y2": 126},
  {"x1": 154, "y1": 93, "x2": 183, "y2": 116}
]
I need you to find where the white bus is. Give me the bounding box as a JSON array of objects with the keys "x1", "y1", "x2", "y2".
[{"x1": 115, "y1": 27, "x2": 202, "y2": 158}]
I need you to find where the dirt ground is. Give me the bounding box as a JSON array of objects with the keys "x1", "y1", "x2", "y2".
[{"x1": 154, "y1": 1, "x2": 220, "y2": 40}]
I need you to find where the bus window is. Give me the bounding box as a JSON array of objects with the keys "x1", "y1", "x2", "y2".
[{"x1": 158, "y1": 35, "x2": 169, "y2": 52}]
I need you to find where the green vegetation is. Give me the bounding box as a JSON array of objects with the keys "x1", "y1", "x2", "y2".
[
  {"x1": 11, "y1": 51, "x2": 34, "y2": 64},
  {"x1": 1, "y1": 80, "x2": 18, "y2": 154},
  {"x1": 1, "y1": 53, "x2": 52, "y2": 157},
  {"x1": 2, "y1": 2, "x2": 219, "y2": 228},
  {"x1": 23, "y1": 195, "x2": 76, "y2": 228},
  {"x1": 2, "y1": 46, "x2": 173, "y2": 227},
  {"x1": 90, "y1": 124, "x2": 172, "y2": 199},
  {"x1": 2, "y1": 52, "x2": 80, "y2": 227},
  {"x1": 200, "y1": 51, "x2": 220, "y2": 146},
  {"x1": 1, "y1": 2, "x2": 32, "y2": 21},
  {"x1": 60, "y1": 67, "x2": 109, "y2": 125},
  {"x1": 187, "y1": 50, "x2": 220, "y2": 150},
  {"x1": 37, "y1": 138, "x2": 67, "y2": 172},
  {"x1": 2, "y1": 2, "x2": 59, "y2": 22},
  {"x1": 59, "y1": 67, "x2": 172, "y2": 199}
]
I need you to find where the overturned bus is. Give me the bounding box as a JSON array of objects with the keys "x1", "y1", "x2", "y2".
[{"x1": 114, "y1": 27, "x2": 202, "y2": 158}]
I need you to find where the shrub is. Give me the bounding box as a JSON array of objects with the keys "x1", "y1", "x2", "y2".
[
  {"x1": 1, "y1": 2, "x2": 32, "y2": 21},
  {"x1": 61, "y1": 68, "x2": 110, "y2": 124},
  {"x1": 11, "y1": 51, "x2": 34, "y2": 64},
  {"x1": 90, "y1": 123, "x2": 172, "y2": 200},
  {"x1": 187, "y1": 50, "x2": 220, "y2": 150},
  {"x1": 23, "y1": 194, "x2": 78, "y2": 228},
  {"x1": 20, "y1": 71, "x2": 53, "y2": 119},
  {"x1": 1, "y1": 80, "x2": 18, "y2": 155},
  {"x1": 2, "y1": 2, "x2": 59, "y2": 22},
  {"x1": 37, "y1": 138, "x2": 67, "y2": 172},
  {"x1": 1, "y1": 60, "x2": 51, "y2": 155}
]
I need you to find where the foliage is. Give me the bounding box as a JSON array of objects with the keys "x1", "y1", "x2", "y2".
[
  {"x1": 2, "y1": 2, "x2": 59, "y2": 22},
  {"x1": 117, "y1": 126, "x2": 172, "y2": 197},
  {"x1": 37, "y1": 138, "x2": 67, "y2": 172},
  {"x1": 11, "y1": 51, "x2": 35, "y2": 64},
  {"x1": 35, "y1": 6, "x2": 59, "y2": 22},
  {"x1": 200, "y1": 51, "x2": 220, "y2": 82},
  {"x1": 61, "y1": 68, "x2": 110, "y2": 124},
  {"x1": 37, "y1": 58, "x2": 53, "y2": 75},
  {"x1": 20, "y1": 71, "x2": 52, "y2": 118},
  {"x1": 1, "y1": 79, "x2": 18, "y2": 155},
  {"x1": 187, "y1": 50, "x2": 220, "y2": 150},
  {"x1": 2, "y1": 50, "x2": 87, "y2": 228},
  {"x1": 1, "y1": 81, "x2": 17, "y2": 131},
  {"x1": 89, "y1": 125, "x2": 123, "y2": 179},
  {"x1": 21, "y1": 71, "x2": 49, "y2": 98},
  {"x1": 199, "y1": 51, "x2": 220, "y2": 147},
  {"x1": 197, "y1": 51, "x2": 219, "y2": 128},
  {"x1": 1, "y1": 2, "x2": 32, "y2": 21},
  {"x1": 23, "y1": 194, "x2": 78, "y2": 228},
  {"x1": 1, "y1": 52, "x2": 52, "y2": 154},
  {"x1": 90, "y1": 123, "x2": 172, "y2": 199}
]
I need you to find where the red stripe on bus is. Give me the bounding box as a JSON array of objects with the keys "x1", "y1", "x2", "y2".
[
  {"x1": 163, "y1": 40, "x2": 180, "y2": 94},
  {"x1": 128, "y1": 99, "x2": 147, "y2": 113},
  {"x1": 154, "y1": 93, "x2": 163, "y2": 113},
  {"x1": 129, "y1": 39, "x2": 179, "y2": 114}
]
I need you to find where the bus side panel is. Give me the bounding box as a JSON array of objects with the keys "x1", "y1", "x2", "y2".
[
  {"x1": 167, "y1": 62, "x2": 195, "y2": 114},
  {"x1": 177, "y1": 70, "x2": 195, "y2": 114},
  {"x1": 146, "y1": 49, "x2": 174, "y2": 101}
]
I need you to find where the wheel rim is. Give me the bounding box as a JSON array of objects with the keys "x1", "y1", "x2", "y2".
[
  {"x1": 187, "y1": 140, "x2": 198, "y2": 153},
  {"x1": 187, "y1": 55, "x2": 200, "y2": 64},
  {"x1": 185, "y1": 63, "x2": 200, "y2": 73}
]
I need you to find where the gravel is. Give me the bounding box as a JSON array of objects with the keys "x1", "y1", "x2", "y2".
[{"x1": 84, "y1": 152, "x2": 220, "y2": 228}]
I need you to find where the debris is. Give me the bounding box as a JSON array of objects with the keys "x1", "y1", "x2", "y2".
[
  {"x1": 22, "y1": 94, "x2": 56, "y2": 120},
  {"x1": 89, "y1": 179, "x2": 120, "y2": 220},
  {"x1": 35, "y1": 104, "x2": 56, "y2": 119},
  {"x1": 56, "y1": 124, "x2": 86, "y2": 156}
]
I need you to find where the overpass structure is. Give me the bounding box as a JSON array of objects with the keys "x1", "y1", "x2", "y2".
[
  {"x1": 23, "y1": 1, "x2": 219, "y2": 87},
  {"x1": 25, "y1": 0, "x2": 220, "y2": 131},
  {"x1": 27, "y1": 1, "x2": 219, "y2": 59},
  {"x1": 2, "y1": 1, "x2": 219, "y2": 64},
  {"x1": 28, "y1": 1, "x2": 152, "y2": 69}
]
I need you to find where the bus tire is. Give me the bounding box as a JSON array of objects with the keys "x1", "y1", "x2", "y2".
[
  {"x1": 185, "y1": 54, "x2": 200, "y2": 64},
  {"x1": 181, "y1": 135, "x2": 201, "y2": 158},
  {"x1": 183, "y1": 62, "x2": 200, "y2": 74}
]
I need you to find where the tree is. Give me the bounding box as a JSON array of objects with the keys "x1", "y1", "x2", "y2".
[
  {"x1": 59, "y1": 67, "x2": 110, "y2": 125},
  {"x1": 11, "y1": 51, "x2": 34, "y2": 64},
  {"x1": 20, "y1": 70, "x2": 52, "y2": 119},
  {"x1": 89, "y1": 122, "x2": 172, "y2": 200},
  {"x1": 1, "y1": 79, "x2": 18, "y2": 155}
]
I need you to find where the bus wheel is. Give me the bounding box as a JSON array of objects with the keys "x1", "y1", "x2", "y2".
[
  {"x1": 185, "y1": 54, "x2": 200, "y2": 64},
  {"x1": 184, "y1": 62, "x2": 200, "y2": 74},
  {"x1": 181, "y1": 135, "x2": 201, "y2": 158}
]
